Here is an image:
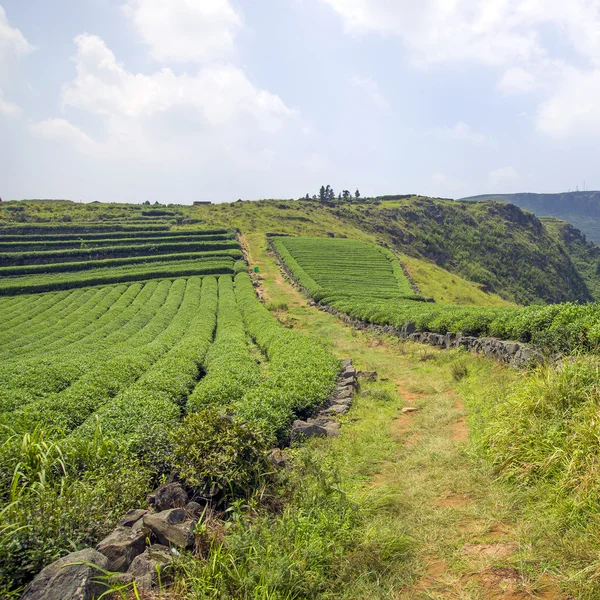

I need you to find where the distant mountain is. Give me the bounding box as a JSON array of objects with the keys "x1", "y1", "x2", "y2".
[{"x1": 461, "y1": 191, "x2": 600, "y2": 243}]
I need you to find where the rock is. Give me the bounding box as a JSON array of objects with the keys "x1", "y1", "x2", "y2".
[
  {"x1": 322, "y1": 404, "x2": 349, "y2": 416},
  {"x1": 330, "y1": 396, "x2": 352, "y2": 406},
  {"x1": 185, "y1": 501, "x2": 205, "y2": 520},
  {"x1": 131, "y1": 517, "x2": 149, "y2": 533},
  {"x1": 96, "y1": 526, "x2": 147, "y2": 572},
  {"x1": 148, "y1": 482, "x2": 188, "y2": 512},
  {"x1": 334, "y1": 387, "x2": 354, "y2": 399},
  {"x1": 22, "y1": 548, "x2": 109, "y2": 600},
  {"x1": 357, "y1": 370, "x2": 378, "y2": 381},
  {"x1": 118, "y1": 509, "x2": 149, "y2": 528},
  {"x1": 401, "y1": 407, "x2": 419, "y2": 414},
  {"x1": 290, "y1": 420, "x2": 327, "y2": 440},
  {"x1": 268, "y1": 448, "x2": 287, "y2": 469},
  {"x1": 341, "y1": 358, "x2": 353, "y2": 368},
  {"x1": 143, "y1": 509, "x2": 196, "y2": 548},
  {"x1": 338, "y1": 376, "x2": 357, "y2": 387},
  {"x1": 401, "y1": 321, "x2": 416, "y2": 336},
  {"x1": 127, "y1": 544, "x2": 175, "y2": 591}
]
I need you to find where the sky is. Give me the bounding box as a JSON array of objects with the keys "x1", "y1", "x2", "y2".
[{"x1": 1, "y1": 0, "x2": 600, "y2": 204}]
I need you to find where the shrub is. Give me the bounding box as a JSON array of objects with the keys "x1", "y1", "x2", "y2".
[{"x1": 171, "y1": 409, "x2": 272, "y2": 502}]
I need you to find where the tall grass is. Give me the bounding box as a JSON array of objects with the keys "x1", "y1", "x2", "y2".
[{"x1": 474, "y1": 356, "x2": 600, "y2": 521}]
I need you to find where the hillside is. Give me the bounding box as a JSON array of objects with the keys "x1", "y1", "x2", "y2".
[
  {"x1": 461, "y1": 191, "x2": 600, "y2": 243},
  {"x1": 2, "y1": 197, "x2": 599, "y2": 305}
]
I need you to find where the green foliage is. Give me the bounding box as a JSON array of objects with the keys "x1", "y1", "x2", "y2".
[
  {"x1": 473, "y1": 357, "x2": 600, "y2": 521},
  {"x1": 0, "y1": 258, "x2": 234, "y2": 295},
  {"x1": 172, "y1": 408, "x2": 271, "y2": 501},
  {"x1": 0, "y1": 427, "x2": 152, "y2": 595}
]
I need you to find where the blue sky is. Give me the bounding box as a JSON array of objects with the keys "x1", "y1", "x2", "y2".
[{"x1": 1, "y1": 0, "x2": 600, "y2": 203}]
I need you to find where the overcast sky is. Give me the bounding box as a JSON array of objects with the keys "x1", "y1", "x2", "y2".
[{"x1": 1, "y1": 0, "x2": 599, "y2": 203}]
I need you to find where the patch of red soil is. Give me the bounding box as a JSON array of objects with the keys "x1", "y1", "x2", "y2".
[
  {"x1": 436, "y1": 493, "x2": 472, "y2": 508},
  {"x1": 450, "y1": 417, "x2": 469, "y2": 442},
  {"x1": 463, "y1": 542, "x2": 518, "y2": 560}
]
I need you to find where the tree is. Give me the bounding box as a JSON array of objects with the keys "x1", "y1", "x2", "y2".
[
  {"x1": 328, "y1": 187, "x2": 335, "y2": 200},
  {"x1": 319, "y1": 186, "x2": 326, "y2": 202},
  {"x1": 342, "y1": 190, "x2": 351, "y2": 200},
  {"x1": 355, "y1": 189, "x2": 361, "y2": 199},
  {"x1": 338, "y1": 192, "x2": 342, "y2": 200}
]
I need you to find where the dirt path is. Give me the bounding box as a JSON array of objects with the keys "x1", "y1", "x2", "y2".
[{"x1": 242, "y1": 234, "x2": 565, "y2": 599}]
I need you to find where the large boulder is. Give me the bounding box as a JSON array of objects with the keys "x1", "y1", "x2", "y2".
[
  {"x1": 21, "y1": 548, "x2": 109, "y2": 600},
  {"x1": 96, "y1": 526, "x2": 147, "y2": 572},
  {"x1": 148, "y1": 482, "x2": 188, "y2": 512},
  {"x1": 143, "y1": 509, "x2": 196, "y2": 549}
]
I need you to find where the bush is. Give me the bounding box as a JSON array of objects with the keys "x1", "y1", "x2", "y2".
[{"x1": 171, "y1": 409, "x2": 272, "y2": 502}]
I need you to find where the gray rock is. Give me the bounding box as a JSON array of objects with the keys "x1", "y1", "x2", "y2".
[
  {"x1": 21, "y1": 548, "x2": 109, "y2": 600},
  {"x1": 291, "y1": 420, "x2": 327, "y2": 440},
  {"x1": 148, "y1": 483, "x2": 188, "y2": 512},
  {"x1": 118, "y1": 509, "x2": 149, "y2": 528},
  {"x1": 268, "y1": 448, "x2": 287, "y2": 469},
  {"x1": 185, "y1": 501, "x2": 205, "y2": 520},
  {"x1": 96, "y1": 526, "x2": 147, "y2": 572},
  {"x1": 143, "y1": 509, "x2": 195, "y2": 548},
  {"x1": 127, "y1": 544, "x2": 174, "y2": 591},
  {"x1": 341, "y1": 358, "x2": 353, "y2": 368},
  {"x1": 322, "y1": 404, "x2": 349, "y2": 416},
  {"x1": 334, "y1": 387, "x2": 354, "y2": 399},
  {"x1": 357, "y1": 370, "x2": 378, "y2": 381}
]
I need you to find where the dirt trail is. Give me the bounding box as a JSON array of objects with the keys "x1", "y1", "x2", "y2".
[{"x1": 244, "y1": 234, "x2": 566, "y2": 600}]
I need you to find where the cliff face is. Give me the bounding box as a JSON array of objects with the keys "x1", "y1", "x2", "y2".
[{"x1": 335, "y1": 197, "x2": 593, "y2": 305}]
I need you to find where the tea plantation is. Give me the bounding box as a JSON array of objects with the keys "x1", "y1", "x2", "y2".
[{"x1": 0, "y1": 224, "x2": 339, "y2": 591}]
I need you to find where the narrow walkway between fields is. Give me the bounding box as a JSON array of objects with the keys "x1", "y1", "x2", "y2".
[{"x1": 244, "y1": 232, "x2": 565, "y2": 600}]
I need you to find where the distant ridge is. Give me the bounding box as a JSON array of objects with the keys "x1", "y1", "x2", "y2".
[{"x1": 461, "y1": 191, "x2": 600, "y2": 243}]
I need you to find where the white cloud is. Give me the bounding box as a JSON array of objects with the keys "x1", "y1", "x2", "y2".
[
  {"x1": 121, "y1": 0, "x2": 242, "y2": 63},
  {"x1": 497, "y1": 66, "x2": 539, "y2": 95},
  {"x1": 536, "y1": 67, "x2": 600, "y2": 137},
  {"x1": 0, "y1": 87, "x2": 21, "y2": 117},
  {"x1": 30, "y1": 34, "x2": 297, "y2": 163},
  {"x1": 434, "y1": 122, "x2": 488, "y2": 145},
  {"x1": 349, "y1": 75, "x2": 390, "y2": 110},
  {"x1": 322, "y1": 0, "x2": 547, "y2": 68},
  {"x1": 28, "y1": 118, "x2": 98, "y2": 152},
  {"x1": 489, "y1": 166, "x2": 519, "y2": 188},
  {"x1": 323, "y1": 0, "x2": 600, "y2": 139},
  {"x1": 0, "y1": 4, "x2": 34, "y2": 76}
]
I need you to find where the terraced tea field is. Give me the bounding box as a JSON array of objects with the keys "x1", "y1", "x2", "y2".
[
  {"x1": 273, "y1": 235, "x2": 600, "y2": 353},
  {"x1": 0, "y1": 225, "x2": 339, "y2": 591},
  {"x1": 0, "y1": 226, "x2": 245, "y2": 295}
]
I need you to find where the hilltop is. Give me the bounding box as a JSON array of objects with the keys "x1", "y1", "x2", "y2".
[
  {"x1": 2, "y1": 195, "x2": 600, "y2": 305},
  {"x1": 461, "y1": 190, "x2": 600, "y2": 243}
]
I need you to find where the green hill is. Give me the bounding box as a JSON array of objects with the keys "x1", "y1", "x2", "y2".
[
  {"x1": 3, "y1": 196, "x2": 600, "y2": 305},
  {"x1": 461, "y1": 191, "x2": 600, "y2": 243}
]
